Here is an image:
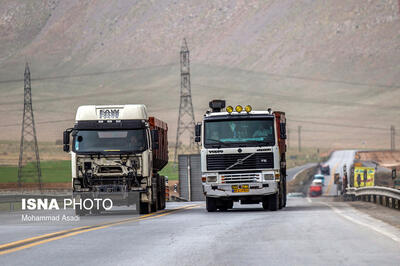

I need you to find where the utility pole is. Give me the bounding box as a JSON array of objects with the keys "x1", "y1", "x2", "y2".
[
  {"x1": 391, "y1": 125, "x2": 395, "y2": 151},
  {"x1": 174, "y1": 39, "x2": 198, "y2": 164},
  {"x1": 298, "y1": 126, "x2": 301, "y2": 152},
  {"x1": 17, "y1": 63, "x2": 42, "y2": 190}
]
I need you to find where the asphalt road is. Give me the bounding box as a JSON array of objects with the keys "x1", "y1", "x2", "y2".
[
  {"x1": 3, "y1": 151, "x2": 400, "y2": 265},
  {"x1": 1, "y1": 196, "x2": 400, "y2": 265}
]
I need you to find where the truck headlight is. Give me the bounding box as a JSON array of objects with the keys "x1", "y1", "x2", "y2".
[
  {"x1": 207, "y1": 175, "x2": 217, "y2": 182},
  {"x1": 263, "y1": 174, "x2": 274, "y2": 181}
]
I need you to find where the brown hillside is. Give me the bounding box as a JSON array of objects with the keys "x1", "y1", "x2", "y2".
[{"x1": 0, "y1": 0, "x2": 399, "y2": 149}]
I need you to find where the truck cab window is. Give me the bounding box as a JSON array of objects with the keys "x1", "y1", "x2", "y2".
[
  {"x1": 204, "y1": 119, "x2": 275, "y2": 148},
  {"x1": 73, "y1": 129, "x2": 147, "y2": 153}
]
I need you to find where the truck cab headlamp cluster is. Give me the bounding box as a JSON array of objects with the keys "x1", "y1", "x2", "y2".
[
  {"x1": 226, "y1": 106, "x2": 233, "y2": 113},
  {"x1": 235, "y1": 105, "x2": 243, "y2": 113},
  {"x1": 245, "y1": 105, "x2": 252, "y2": 113},
  {"x1": 263, "y1": 174, "x2": 274, "y2": 181},
  {"x1": 207, "y1": 175, "x2": 217, "y2": 183}
]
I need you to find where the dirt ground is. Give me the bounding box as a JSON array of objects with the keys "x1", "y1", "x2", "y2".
[
  {"x1": 0, "y1": 182, "x2": 71, "y2": 191},
  {"x1": 348, "y1": 200, "x2": 400, "y2": 230},
  {"x1": 356, "y1": 151, "x2": 400, "y2": 168}
]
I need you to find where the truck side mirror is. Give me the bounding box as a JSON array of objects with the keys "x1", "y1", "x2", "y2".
[
  {"x1": 195, "y1": 124, "x2": 201, "y2": 142},
  {"x1": 280, "y1": 123, "x2": 287, "y2": 139},
  {"x1": 63, "y1": 130, "x2": 71, "y2": 152},
  {"x1": 151, "y1": 129, "x2": 159, "y2": 150}
]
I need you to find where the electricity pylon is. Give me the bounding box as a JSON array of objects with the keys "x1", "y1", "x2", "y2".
[{"x1": 17, "y1": 63, "x2": 42, "y2": 190}]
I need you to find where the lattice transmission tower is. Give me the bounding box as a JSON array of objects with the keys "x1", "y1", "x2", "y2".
[
  {"x1": 17, "y1": 63, "x2": 42, "y2": 189},
  {"x1": 174, "y1": 39, "x2": 199, "y2": 163}
]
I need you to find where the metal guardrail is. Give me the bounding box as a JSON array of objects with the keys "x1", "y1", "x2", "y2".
[{"x1": 346, "y1": 186, "x2": 400, "y2": 209}]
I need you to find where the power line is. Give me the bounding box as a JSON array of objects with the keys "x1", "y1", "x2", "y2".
[
  {"x1": 0, "y1": 83, "x2": 178, "y2": 106},
  {"x1": 0, "y1": 63, "x2": 177, "y2": 85},
  {"x1": 199, "y1": 63, "x2": 400, "y2": 91},
  {"x1": 0, "y1": 119, "x2": 72, "y2": 128},
  {"x1": 288, "y1": 118, "x2": 388, "y2": 131}
]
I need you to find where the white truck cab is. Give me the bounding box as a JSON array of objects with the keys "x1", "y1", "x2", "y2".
[
  {"x1": 195, "y1": 100, "x2": 287, "y2": 212},
  {"x1": 63, "y1": 104, "x2": 168, "y2": 215}
]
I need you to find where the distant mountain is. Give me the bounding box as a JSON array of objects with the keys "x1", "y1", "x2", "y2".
[{"x1": 0, "y1": 0, "x2": 399, "y2": 149}]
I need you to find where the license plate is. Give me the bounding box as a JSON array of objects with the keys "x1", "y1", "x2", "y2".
[{"x1": 232, "y1": 184, "x2": 249, "y2": 193}]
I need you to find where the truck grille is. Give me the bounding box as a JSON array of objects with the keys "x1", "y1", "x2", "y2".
[
  {"x1": 220, "y1": 173, "x2": 261, "y2": 183},
  {"x1": 206, "y1": 152, "x2": 274, "y2": 171}
]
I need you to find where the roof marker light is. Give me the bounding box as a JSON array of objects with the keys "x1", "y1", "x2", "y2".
[{"x1": 226, "y1": 106, "x2": 233, "y2": 113}]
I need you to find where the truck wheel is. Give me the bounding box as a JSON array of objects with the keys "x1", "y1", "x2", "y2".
[
  {"x1": 217, "y1": 200, "x2": 227, "y2": 211},
  {"x1": 206, "y1": 197, "x2": 217, "y2": 212},
  {"x1": 158, "y1": 176, "x2": 166, "y2": 210},
  {"x1": 262, "y1": 196, "x2": 269, "y2": 210},
  {"x1": 283, "y1": 178, "x2": 287, "y2": 208},
  {"x1": 151, "y1": 201, "x2": 157, "y2": 213},
  {"x1": 75, "y1": 208, "x2": 89, "y2": 216},
  {"x1": 226, "y1": 200, "x2": 234, "y2": 210},
  {"x1": 279, "y1": 190, "x2": 284, "y2": 209},
  {"x1": 139, "y1": 201, "x2": 150, "y2": 214},
  {"x1": 268, "y1": 193, "x2": 279, "y2": 211}
]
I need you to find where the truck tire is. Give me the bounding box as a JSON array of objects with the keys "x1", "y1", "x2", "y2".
[
  {"x1": 158, "y1": 176, "x2": 166, "y2": 210},
  {"x1": 91, "y1": 205, "x2": 105, "y2": 215},
  {"x1": 278, "y1": 187, "x2": 283, "y2": 209},
  {"x1": 206, "y1": 197, "x2": 217, "y2": 212},
  {"x1": 75, "y1": 208, "x2": 89, "y2": 216},
  {"x1": 226, "y1": 200, "x2": 234, "y2": 210},
  {"x1": 139, "y1": 200, "x2": 150, "y2": 214},
  {"x1": 283, "y1": 177, "x2": 287, "y2": 207},
  {"x1": 218, "y1": 200, "x2": 227, "y2": 212},
  {"x1": 268, "y1": 192, "x2": 279, "y2": 211},
  {"x1": 151, "y1": 202, "x2": 157, "y2": 213},
  {"x1": 262, "y1": 196, "x2": 269, "y2": 210},
  {"x1": 74, "y1": 195, "x2": 90, "y2": 216}
]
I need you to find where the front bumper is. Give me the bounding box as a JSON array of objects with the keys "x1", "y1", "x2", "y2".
[{"x1": 203, "y1": 181, "x2": 278, "y2": 198}]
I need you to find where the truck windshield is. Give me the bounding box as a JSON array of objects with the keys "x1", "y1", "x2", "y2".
[
  {"x1": 204, "y1": 119, "x2": 275, "y2": 148},
  {"x1": 73, "y1": 129, "x2": 147, "y2": 153}
]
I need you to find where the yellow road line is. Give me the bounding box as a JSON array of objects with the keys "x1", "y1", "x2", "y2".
[
  {"x1": 326, "y1": 163, "x2": 339, "y2": 194},
  {"x1": 0, "y1": 204, "x2": 200, "y2": 256},
  {"x1": 0, "y1": 210, "x2": 160, "y2": 250}
]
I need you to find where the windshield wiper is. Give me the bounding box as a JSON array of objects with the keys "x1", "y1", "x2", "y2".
[
  {"x1": 206, "y1": 138, "x2": 226, "y2": 145},
  {"x1": 238, "y1": 141, "x2": 272, "y2": 147}
]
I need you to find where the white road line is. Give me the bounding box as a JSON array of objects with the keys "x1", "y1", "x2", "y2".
[
  {"x1": 322, "y1": 202, "x2": 400, "y2": 244},
  {"x1": 306, "y1": 197, "x2": 312, "y2": 203}
]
